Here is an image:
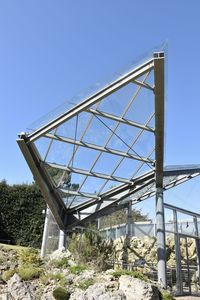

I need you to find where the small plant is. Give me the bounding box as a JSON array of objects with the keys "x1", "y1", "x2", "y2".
[
  {"x1": 18, "y1": 247, "x2": 42, "y2": 266},
  {"x1": 111, "y1": 269, "x2": 148, "y2": 281},
  {"x1": 18, "y1": 265, "x2": 42, "y2": 280},
  {"x1": 77, "y1": 278, "x2": 95, "y2": 290},
  {"x1": 50, "y1": 257, "x2": 69, "y2": 268},
  {"x1": 2, "y1": 269, "x2": 16, "y2": 281},
  {"x1": 69, "y1": 265, "x2": 86, "y2": 275},
  {"x1": 40, "y1": 272, "x2": 66, "y2": 286},
  {"x1": 161, "y1": 290, "x2": 175, "y2": 300},
  {"x1": 53, "y1": 287, "x2": 70, "y2": 300},
  {"x1": 0, "y1": 255, "x2": 5, "y2": 264}
]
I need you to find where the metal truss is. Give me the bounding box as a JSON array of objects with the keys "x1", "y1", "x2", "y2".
[{"x1": 17, "y1": 50, "x2": 195, "y2": 231}]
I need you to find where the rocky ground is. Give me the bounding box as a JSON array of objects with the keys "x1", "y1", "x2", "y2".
[{"x1": 0, "y1": 243, "x2": 173, "y2": 300}]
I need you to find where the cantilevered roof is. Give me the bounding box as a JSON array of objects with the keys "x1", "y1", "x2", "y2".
[{"x1": 17, "y1": 51, "x2": 169, "y2": 230}]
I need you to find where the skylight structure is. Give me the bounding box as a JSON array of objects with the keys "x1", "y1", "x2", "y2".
[{"x1": 17, "y1": 51, "x2": 200, "y2": 289}]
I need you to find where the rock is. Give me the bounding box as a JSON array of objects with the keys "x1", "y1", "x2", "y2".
[
  {"x1": 7, "y1": 273, "x2": 36, "y2": 299},
  {"x1": 119, "y1": 275, "x2": 160, "y2": 300},
  {"x1": 70, "y1": 284, "x2": 126, "y2": 300},
  {"x1": 49, "y1": 247, "x2": 73, "y2": 261}
]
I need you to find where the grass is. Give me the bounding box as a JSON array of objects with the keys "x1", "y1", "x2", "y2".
[
  {"x1": 69, "y1": 265, "x2": 86, "y2": 275},
  {"x1": 40, "y1": 272, "x2": 67, "y2": 286},
  {"x1": 18, "y1": 265, "x2": 43, "y2": 280},
  {"x1": 111, "y1": 269, "x2": 148, "y2": 281},
  {"x1": 50, "y1": 257, "x2": 69, "y2": 269},
  {"x1": 161, "y1": 291, "x2": 175, "y2": 300},
  {"x1": 77, "y1": 278, "x2": 95, "y2": 290},
  {"x1": 0, "y1": 243, "x2": 27, "y2": 251},
  {"x1": 2, "y1": 269, "x2": 16, "y2": 281}
]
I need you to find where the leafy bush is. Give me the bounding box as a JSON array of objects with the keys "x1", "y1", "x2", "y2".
[
  {"x1": 68, "y1": 230, "x2": 112, "y2": 271},
  {"x1": 50, "y1": 257, "x2": 69, "y2": 269},
  {"x1": 53, "y1": 287, "x2": 70, "y2": 300},
  {"x1": 111, "y1": 269, "x2": 148, "y2": 281},
  {"x1": 19, "y1": 248, "x2": 42, "y2": 266},
  {"x1": 18, "y1": 265, "x2": 42, "y2": 280},
  {"x1": 69, "y1": 265, "x2": 86, "y2": 275},
  {"x1": 161, "y1": 291, "x2": 175, "y2": 300},
  {"x1": 2, "y1": 269, "x2": 16, "y2": 281},
  {"x1": 77, "y1": 278, "x2": 95, "y2": 290}
]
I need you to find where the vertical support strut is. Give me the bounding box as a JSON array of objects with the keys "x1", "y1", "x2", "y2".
[
  {"x1": 58, "y1": 230, "x2": 66, "y2": 249},
  {"x1": 41, "y1": 207, "x2": 50, "y2": 257},
  {"x1": 156, "y1": 187, "x2": 167, "y2": 289},
  {"x1": 173, "y1": 209, "x2": 183, "y2": 295},
  {"x1": 154, "y1": 52, "x2": 166, "y2": 288},
  {"x1": 126, "y1": 201, "x2": 132, "y2": 237},
  {"x1": 194, "y1": 217, "x2": 200, "y2": 286}
]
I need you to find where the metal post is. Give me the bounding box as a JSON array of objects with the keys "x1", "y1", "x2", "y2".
[
  {"x1": 193, "y1": 217, "x2": 200, "y2": 285},
  {"x1": 173, "y1": 209, "x2": 183, "y2": 295},
  {"x1": 126, "y1": 202, "x2": 132, "y2": 237},
  {"x1": 41, "y1": 207, "x2": 50, "y2": 257},
  {"x1": 156, "y1": 187, "x2": 167, "y2": 289},
  {"x1": 58, "y1": 230, "x2": 66, "y2": 249}
]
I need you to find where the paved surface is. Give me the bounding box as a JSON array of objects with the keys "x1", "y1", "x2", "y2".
[{"x1": 175, "y1": 297, "x2": 200, "y2": 299}]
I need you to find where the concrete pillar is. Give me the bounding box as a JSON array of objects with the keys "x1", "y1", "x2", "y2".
[
  {"x1": 58, "y1": 230, "x2": 66, "y2": 249},
  {"x1": 41, "y1": 207, "x2": 50, "y2": 257},
  {"x1": 156, "y1": 187, "x2": 167, "y2": 289}
]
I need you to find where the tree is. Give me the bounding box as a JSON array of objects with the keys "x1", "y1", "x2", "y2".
[
  {"x1": 0, "y1": 180, "x2": 45, "y2": 247},
  {"x1": 99, "y1": 207, "x2": 149, "y2": 229}
]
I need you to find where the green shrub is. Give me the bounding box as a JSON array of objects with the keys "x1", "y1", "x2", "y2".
[
  {"x1": 111, "y1": 269, "x2": 148, "y2": 281},
  {"x1": 50, "y1": 257, "x2": 69, "y2": 268},
  {"x1": 69, "y1": 265, "x2": 86, "y2": 275},
  {"x1": 18, "y1": 265, "x2": 42, "y2": 280},
  {"x1": 53, "y1": 287, "x2": 70, "y2": 300},
  {"x1": 2, "y1": 269, "x2": 16, "y2": 281},
  {"x1": 161, "y1": 291, "x2": 175, "y2": 300},
  {"x1": 19, "y1": 248, "x2": 42, "y2": 266},
  {"x1": 68, "y1": 231, "x2": 112, "y2": 271},
  {"x1": 77, "y1": 278, "x2": 95, "y2": 290}
]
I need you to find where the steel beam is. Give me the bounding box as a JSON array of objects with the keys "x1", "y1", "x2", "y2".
[
  {"x1": 154, "y1": 52, "x2": 164, "y2": 188},
  {"x1": 44, "y1": 162, "x2": 132, "y2": 184},
  {"x1": 85, "y1": 109, "x2": 154, "y2": 132},
  {"x1": 28, "y1": 59, "x2": 154, "y2": 142},
  {"x1": 17, "y1": 135, "x2": 70, "y2": 229},
  {"x1": 44, "y1": 133, "x2": 153, "y2": 163}
]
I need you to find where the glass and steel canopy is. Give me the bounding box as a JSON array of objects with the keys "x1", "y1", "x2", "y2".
[{"x1": 17, "y1": 51, "x2": 199, "y2": 230}]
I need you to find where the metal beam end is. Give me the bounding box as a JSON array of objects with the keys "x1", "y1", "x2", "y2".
[{"x1": 154, "y1": 52, "x2": 164, "y2": 58}]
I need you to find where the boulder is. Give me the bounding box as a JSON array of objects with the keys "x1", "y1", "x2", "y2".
[
  {"x1": 70, "y1": 283, "x2": 126, "y2": 300},
  {"x1": 7, "y1": 273, "x2": 36, "y2": 300},
  {"x1": 49, "y1": 247, "x2": 73, "y2": 261},
  {"x1": 119, "y1": 275, "x2": 160, "y2": 300}
]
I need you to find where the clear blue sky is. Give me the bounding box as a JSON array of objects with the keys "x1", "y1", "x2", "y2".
[{"x1": 1, "y1": 0, "x2": 200, "y2": 215}]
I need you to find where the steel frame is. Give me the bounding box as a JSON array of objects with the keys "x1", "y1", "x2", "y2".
[{"x1": 17, "y1": 50, "x2": 200, "y2": 290}]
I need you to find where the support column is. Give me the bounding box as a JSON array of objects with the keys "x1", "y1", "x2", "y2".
[
  {"x1": 173, "y1": 209, "x2": 182, "y2": 295},
  {"x1": 194, "y1": 217, "x2": 200, "y2": 285},
  {"x1": 41, "y1": 207, "x2": 50, "y2": 257},
  {"x1": 126, "y1": 202, "x2": 132, "y2": 237},
  {"x1": 156, "y1": 187, "x2": 167, "y2": 289},
  {"x1": 58, "y1": 230, "x2": 66, "y2": 249}
]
